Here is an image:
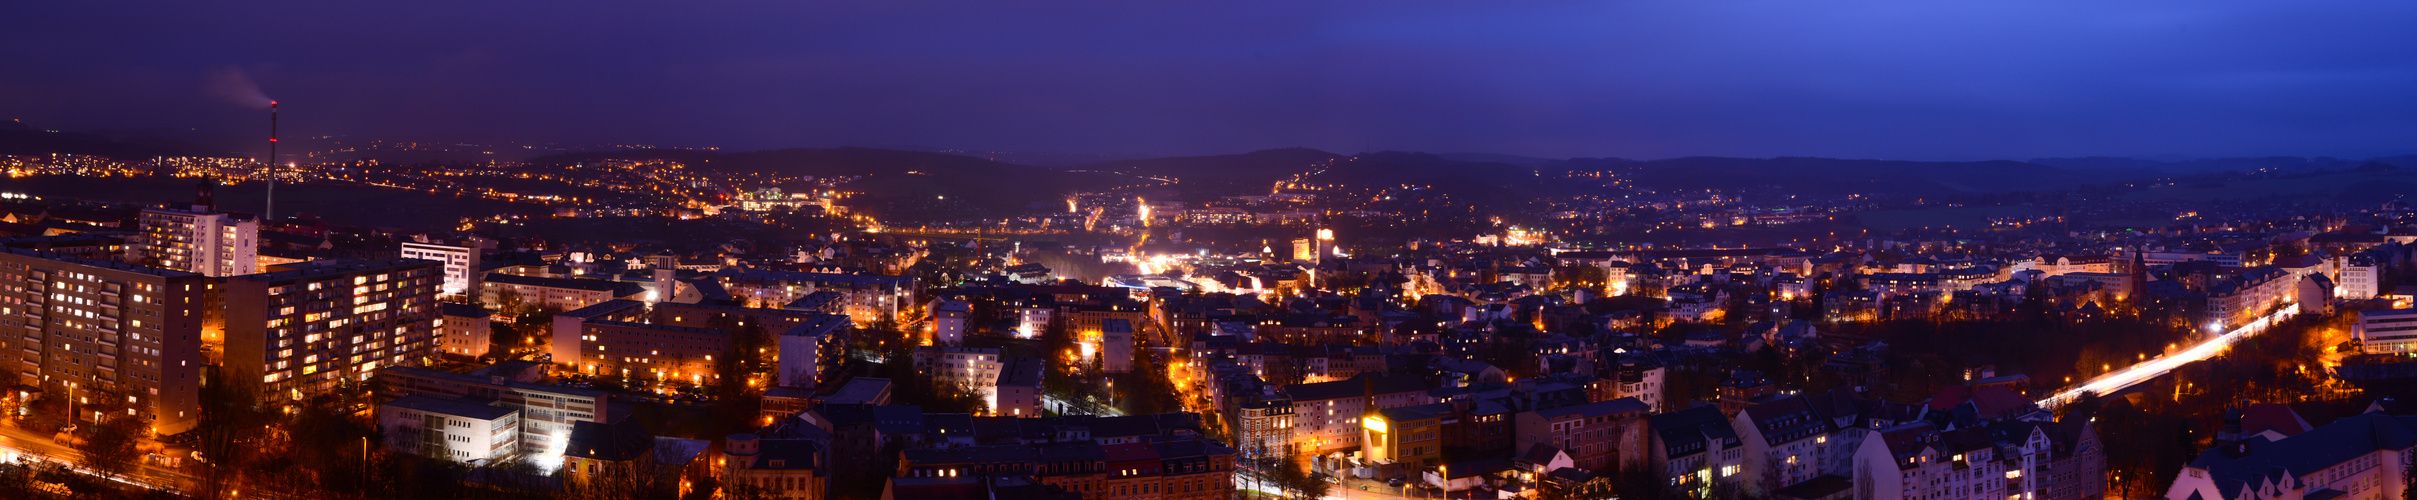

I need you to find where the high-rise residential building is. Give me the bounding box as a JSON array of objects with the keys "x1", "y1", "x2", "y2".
[
  {"x1": 0, "y1": 247, "x2": 209, "y2": 434},
  {"x1": 400, "y1": 241, "x2": 481, "y2": 298},
  {"x1": 220, "y1": 258, "x2": 442, "y2": 400},
  {"x1": 138, "y1": 206, "x2": 259, "y2": 278}
]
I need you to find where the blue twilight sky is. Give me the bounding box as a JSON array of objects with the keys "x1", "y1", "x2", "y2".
[{"x1": 3, "y1": 0, "x2": 2414, "y2": 160}]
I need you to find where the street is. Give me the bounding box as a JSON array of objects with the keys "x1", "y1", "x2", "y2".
[{"x1": 0, "y1": 422, "x2": 196, "y2": 494}]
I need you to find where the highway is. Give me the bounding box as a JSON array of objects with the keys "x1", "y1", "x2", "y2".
[{"x1": 2038, "y1": 302, "x2": 2301, "y2": 409}]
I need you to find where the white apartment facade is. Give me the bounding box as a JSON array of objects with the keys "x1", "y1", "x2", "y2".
[
  {"x1": 913, "y1": 346, "x2": 1003, "y2": 406},
  {"x1": 138, "y1": 207, "x2": 258, "y2": 277},
  {"x1": 400, "y1": 242, "x2": 481, "y2": 297}
]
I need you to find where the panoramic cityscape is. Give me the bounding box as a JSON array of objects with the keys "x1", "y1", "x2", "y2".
[{"x1": 6, "y1": 2, "x2": 2417, "y2": 500}]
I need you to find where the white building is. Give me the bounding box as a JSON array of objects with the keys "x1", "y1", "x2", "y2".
[
  {"x1": 439, "y1": 303, "x2": 494, "y2": 358},
  {"x1": 138, "y1": 206, "x2": 258, "y2": 277},
  {"x1": 913, "y1": 346, "x2": 1003, "y2": 407},
  {"x1": 1729, "y1": 396, "x2": 1835, "y2": 496},
  {"x1": 774, "y1": 315, "x2": 848, "y2": 389},
  {"x1": 401, "y1": 241, "x2": 482, "y2": 297},
  {"x1": 2355, "y1": 308, "x2": 2417, "y2": 354},
  {"x1": 930, "y1": 300, "x2": 970, "y2": 345},
  {"x1": 380, "y1": 395, "x2": 522, "y2": 464},
  {"x1": 2341, "y1": 252, "x2": 2385, "y2": 300},
  {"x1": 1101, "y1": 318, "x2": 1135, "y2": 373}
]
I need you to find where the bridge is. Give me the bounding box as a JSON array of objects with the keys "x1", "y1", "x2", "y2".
[{"x1": 2038, "y1": 302, "x2": 2300, "y2": 409}]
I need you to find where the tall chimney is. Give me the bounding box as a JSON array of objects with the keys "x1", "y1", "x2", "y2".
[{"x1": 266, "y1": 101, "x2": 278, "y2": 221}]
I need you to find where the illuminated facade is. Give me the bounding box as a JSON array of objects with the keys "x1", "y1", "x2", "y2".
[
  {"x1": 222, "y1": 258, "x2": 443, "y2": 401},
  {"x1": 715, "y1": 269, "x2": 914, "y2": 325},
  {"x1": 379, "y1": 364, "x2": 612, "y2": 463},
  {"x1": 399, "y1": 241, "x2": 480, "y2": 297},
  {"x1": 0, "y1": 248, "x2": 208, "y2": 434},
  {"x1": 138, "y1": 206, "x2": 258, "y2": 277}
]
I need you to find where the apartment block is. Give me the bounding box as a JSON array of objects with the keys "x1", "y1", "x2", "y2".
[
  {"x1": 439, "y1": 302, "x2": 493, "y2": 358},
  {"x1": 400, "y1": 241, "x2": 481, "y2": 297},
  {"x1": 714, "y1": 268, "x2": 914, "y2": 324},
  {"x1": 0, "y1": 247, "x2": 208, "y2": 434},
  {"x1": 138, "y1": 206, "x2": 258, "y2": 277},
  {"x1": 221, "y1": 258, "x2": 442, "y2": 400},
  {"x1": 481, "y1": 273, "x2": 646, "y2": 313}
]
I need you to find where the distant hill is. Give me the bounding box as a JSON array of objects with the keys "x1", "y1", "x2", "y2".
[
  {"x1": 1073, "y1": 147, "x2": 1342, "y2": 184},
  {"x1": 528, "y1": 147, "x2": 1130, "y2": 222},
  {"x1": 1621, "y1": 157, "x2": 2084, "y2": 196},
  {"x1": 0, "y1": 121, "x2": 230, "y2": 159},
  {"x1": 2029, "y1": 155, "x2": 2417, "y2": 176}
]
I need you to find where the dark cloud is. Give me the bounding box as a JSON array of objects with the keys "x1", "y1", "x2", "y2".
[{"x1": 4, "y1": 0, "x2": 2414, "y2": 159}]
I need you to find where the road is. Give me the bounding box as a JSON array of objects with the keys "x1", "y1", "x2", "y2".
[
  {"x1": 2038, "y1": 303, "x2": 2301, "y2": 408},
  {"x1": 0, "y1": 422, "x2": 197, "y2": 493},
  {"x1": 1231, "y1": 466, "x2": 1428, "y2": 500}
]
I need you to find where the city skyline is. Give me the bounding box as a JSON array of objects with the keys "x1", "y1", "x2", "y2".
[{"x1": 9, "y1": 2, "x2": 2417, "y2": 500}]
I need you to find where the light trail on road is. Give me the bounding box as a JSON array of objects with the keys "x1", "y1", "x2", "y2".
[{"x1": 2039, "y1": 303, "x2": 2300, "y2": 409}]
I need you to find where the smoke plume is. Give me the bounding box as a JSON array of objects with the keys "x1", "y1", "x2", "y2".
[{"x1": 204, "y1": 67, "x2": 274, "y2": 108}]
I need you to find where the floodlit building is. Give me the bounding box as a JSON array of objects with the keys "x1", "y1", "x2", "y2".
[
  {"x1": 379, "y1": 362, "x2": 613, "y2": 462},
  {"x1": 400, "y1": 241, "x2": 481, "y2": 298},
  {"x1": 379, "y1": 394, "x2": 521, "y2": 464},
  {"x1": 2355, "y1": 308, "x2": 2417, "y2": 354}
]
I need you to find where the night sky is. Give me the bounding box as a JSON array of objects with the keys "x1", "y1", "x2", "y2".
[{"x1": 6, "y1": 1, "x2": 2415, "y2": 160}]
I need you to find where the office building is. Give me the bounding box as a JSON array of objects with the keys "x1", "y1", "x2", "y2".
[
  {"x1": 379, "y1": 394, "x2": 521, "y2": 464},
  {"x1": 2356, "y1": 308, "x2": 2417, "y2": 354},
  {"x1": 379, "y1": 362, "x2": 613, "y2": 462}
]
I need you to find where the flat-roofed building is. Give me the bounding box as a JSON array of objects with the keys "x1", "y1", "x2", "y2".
[
  {"x1": 378, "y1": 363, "x2": 613, "y2": 461},
  {"x1": 222, "y1": 258, "x2": 442, "y2": 401},
  {"x1": 379, "y1": 394, "x2": 521, "y2": 464},
  {"x1": 2356, "y1": 308, "x2": 2417, "y2": 354},
  {"x1": 481, "y1": 273, "x2": 646, "y2": 313},
  {"x1": 576, "y1": 320, "x2": 728, "y2": 383},
  {"x1": 549, "y1": 299, "x2": 649, "y2": 369},
  {"x1": 439, "y1": 302, "x2": 493, "y2": 358},
  {"x1": 774, "y1": 314, "x2": 849, "y2": 390},
  {"x1": 715, "y1": 268, "x2": 915, "y2": 324},
  {"x1": 0, "y1": 235, "x2": 128, "y2": 260},
  {"x1": 915, "y1": 346, "x2": 1003, "y2": 407},
  {"x1": 400, "y1": 242, "x2": 481, "y2": 298},
  {"x1": 138, "y1": 206, "x2": 257, "y2": 277},
  {"x1": 0, "y1": 247, "x2": 208, "y2": 434}
]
